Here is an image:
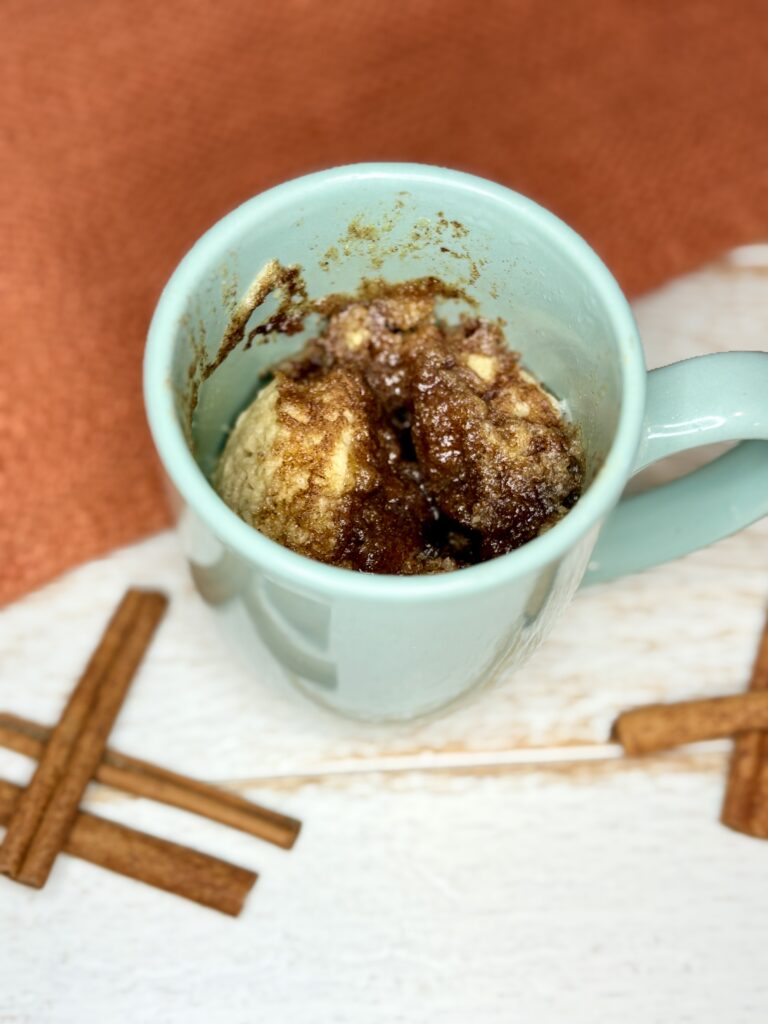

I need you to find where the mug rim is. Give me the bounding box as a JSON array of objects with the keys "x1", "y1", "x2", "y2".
[{"x1": 144, "y1": 162, "x2": 646, "y2": 602}]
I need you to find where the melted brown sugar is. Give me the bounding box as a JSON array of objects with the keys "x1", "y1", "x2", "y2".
[{"x1": 215, "y1": 281, "x2": 584, "y2": 574}]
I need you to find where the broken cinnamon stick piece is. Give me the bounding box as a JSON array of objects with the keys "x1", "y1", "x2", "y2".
[
  {"x1": 0, "y1": 777, "x2": 255, "y2": 915},
  {"x1": 0, "y1": 589, "x2": 167, "y2": 888},
  {"x1": 0, "y1": 713, "x2": 300, "y2": 850},
  {"x1": 612, "y1": 692, "x2": 768, "y2": 756},
  {"x1": 722, "y1": 610, "x2": 768, "y2": 837}
]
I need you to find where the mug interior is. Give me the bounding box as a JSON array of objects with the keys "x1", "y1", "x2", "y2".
[{"x1": 148, "y1": 164, "x2": 645, "y2": 592}]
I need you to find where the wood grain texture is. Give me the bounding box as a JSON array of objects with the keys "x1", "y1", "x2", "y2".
[
  {"x1": 0, "y1": 250, "x2": 767, "y2": 1022},
  {"x1": 1, "y1": 768, "x2": 767, "y2": 1023}
]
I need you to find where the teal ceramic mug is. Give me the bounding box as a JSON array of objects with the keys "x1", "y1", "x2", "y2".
[{"x1": 144, "y1": 164, "x2": 768, "y2": 720}]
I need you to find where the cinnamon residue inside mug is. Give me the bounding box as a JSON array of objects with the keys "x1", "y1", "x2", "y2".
[{"x1": 215, "y1": 280, "x2": 585, "y2": 574}]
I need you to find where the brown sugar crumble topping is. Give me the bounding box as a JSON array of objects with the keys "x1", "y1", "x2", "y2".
[{"x1": 215, "y1": 281, "x2": 585, "y2": 574}]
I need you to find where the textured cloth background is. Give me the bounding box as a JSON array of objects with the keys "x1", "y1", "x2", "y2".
[{"x1": 2, "y1": 0, "x2": 768, "y2": 604}]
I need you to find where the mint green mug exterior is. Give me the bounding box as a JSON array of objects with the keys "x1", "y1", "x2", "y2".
[{"x1": 144, "y1": 164, "x2": 768, "y2": 720}]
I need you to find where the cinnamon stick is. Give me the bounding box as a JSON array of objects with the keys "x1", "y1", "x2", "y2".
[
  {"x1": 0, "y1": 777, "x2": 255, "y2": 915},
  {"x1": 0, "y1": 589, "x2": 168, "y2": 887},
  {"x1": 0, "y1": 590, "x2": 142, "y2": 878},
  {"x1": 0, "y1": 713, "x2": 300, "y2": 849},
  {"x1": 612, "y1": 692, "x2": 768, "y2": 756},
  {"x1": 722, "y1": 610, "x2": 768, "y2": 837}
]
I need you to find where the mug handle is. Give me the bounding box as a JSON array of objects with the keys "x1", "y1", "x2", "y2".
[{"x1": 584, "y1": 351, "x2": 768, "y2": 584}]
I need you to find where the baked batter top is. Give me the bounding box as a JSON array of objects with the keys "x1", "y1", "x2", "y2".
[{"x1": 215, "y1": 282, "x2": 584, "y2": 574}]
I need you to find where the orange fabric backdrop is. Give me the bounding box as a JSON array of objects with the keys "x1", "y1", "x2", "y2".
[{"x1": 2, "y1": 0, "x2": 767, "y2": 604}]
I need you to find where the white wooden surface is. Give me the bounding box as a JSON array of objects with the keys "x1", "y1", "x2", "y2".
[{"x1": 2, "y1": 249, "x2": 768, "y2": 1023}]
